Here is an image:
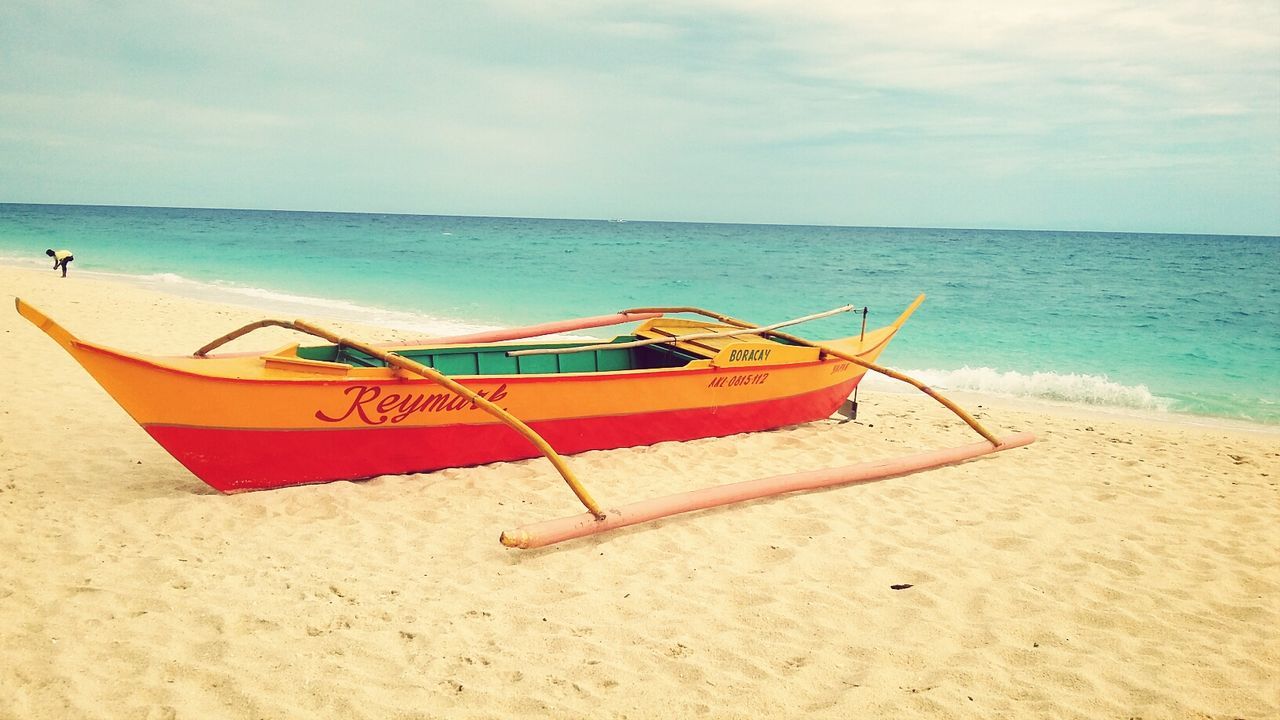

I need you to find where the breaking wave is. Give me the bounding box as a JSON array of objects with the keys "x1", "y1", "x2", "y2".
[
  {"x1": 105, "y1": 270, "x2": 505, "y2": 338},
  {"x1": 864, "y1": 366, "x2": 1173, "y2": 413}
]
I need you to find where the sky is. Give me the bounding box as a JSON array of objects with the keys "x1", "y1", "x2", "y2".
[{"x1": 1, "y1": 1, "x2": 1277, "y2": 235}]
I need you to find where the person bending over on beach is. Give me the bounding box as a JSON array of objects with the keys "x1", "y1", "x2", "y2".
[{"x1": 46, "y1": 248, "x2": 74, "y2": 277}]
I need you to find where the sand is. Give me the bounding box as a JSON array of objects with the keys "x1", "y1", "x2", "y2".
[{"x1": 1, "y1": 265, "x2": 1276, "y2": 719}]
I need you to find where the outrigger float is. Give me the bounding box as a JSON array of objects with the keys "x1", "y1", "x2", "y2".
[{"x1": 16, "y1": 296, "x2": 1033, "y2": 548}]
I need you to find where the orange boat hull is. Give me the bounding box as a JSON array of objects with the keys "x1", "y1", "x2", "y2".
[{"x1": 18, "y1": 298, "x2": 914, "y2": 492}]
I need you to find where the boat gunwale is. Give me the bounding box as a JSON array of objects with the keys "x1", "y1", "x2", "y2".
[{"x1": 66, "y1": 332, "x2": 898, "y2": 387}]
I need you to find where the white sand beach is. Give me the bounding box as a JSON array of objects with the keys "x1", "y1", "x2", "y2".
[{"x1": 1, "y1": 265, "x2": 1276, "y2": 719}]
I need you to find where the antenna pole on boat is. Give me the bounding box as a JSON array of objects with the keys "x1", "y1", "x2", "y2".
[{"x1": 850, "y1": 306, "x2": 868, "y2": 419}]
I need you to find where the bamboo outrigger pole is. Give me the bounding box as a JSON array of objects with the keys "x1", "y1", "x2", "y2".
[
  {"x1": 292, "y1": 320, "x2": 606, "y2": 519},
  {"x1": 500, "y1": 432, "x2": 1035, "y2": 549},
  {"x1": 195, "y1": 317, "x2": 607, "y2": 520},
  {"x1": 192, "y1": 312, "x2": 667, "y2": 357},
  {"x1": 195, "y1": 319, "x2": 300, "y2": 356},
  {"x1": 620, "y1": 300, "x2": 1002, "y2": 447},
  {"x1": 191, "y1": 301, "x2": 1027, "y2": 550},
  {"x1": 499, "y1": 300, "x2": 1028, "y2": 549},
  {"x1": 506, "y1": 305, "x2": 855, "y2": 358}
]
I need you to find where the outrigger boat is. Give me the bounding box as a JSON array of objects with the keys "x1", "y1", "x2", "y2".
[{"x1": 16, "y1": 296, "x2": 1033, "y2": 548}]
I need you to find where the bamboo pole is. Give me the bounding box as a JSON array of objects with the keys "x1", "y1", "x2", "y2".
[
  {"x1": 500, "y1": 431, "x2": 1036, "y2": 549},
  {"x1": 621, "y1": 302, "x2": 1001, "y2": 446},
  {"x1": 193, "y1": 316, "x2": 604, "y2": 518},
  {"x1": 190, "y1": 302, "x2": 1006, "y2": 543},
  {"x1": 507, "y1": 305, "x2": 854, "y2": 358},
  {"x1": 287, "y1": 320, "x2": 605, "y2": 519},
  {"x1": 194, "y1": 319, "x2": 302, "y2": 356},
  {"x1": 383, "y1": 311, "x2": 664, "y2": 348},
  {"x1": 195, "y1": 312, "x2": 667, "y2": 356}
]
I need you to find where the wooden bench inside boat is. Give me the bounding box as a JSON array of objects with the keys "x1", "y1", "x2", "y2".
[{"x1": 632, "y1": 317, "x2": 771, "y2": 358}]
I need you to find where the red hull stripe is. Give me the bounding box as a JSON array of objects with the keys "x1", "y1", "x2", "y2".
[{"x1": 146, "y1": 379, "x2": 860, "y2": 492}]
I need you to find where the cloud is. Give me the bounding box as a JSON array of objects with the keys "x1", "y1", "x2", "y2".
[{"x1": 0, "y1": 0, "x2": 1276, "y2": 233}]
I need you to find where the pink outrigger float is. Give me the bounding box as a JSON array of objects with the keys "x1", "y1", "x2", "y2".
[{"x1": 17, "y1": 295, "x2": 1034, "y2": 548}]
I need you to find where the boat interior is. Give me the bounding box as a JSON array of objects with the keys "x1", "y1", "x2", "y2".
[
  {"x1": 296, "y1": 337, "x2": 702, "y2": 376},
  {"x1": 293, "y1": 319, "x2": 789, "y2": 377}
]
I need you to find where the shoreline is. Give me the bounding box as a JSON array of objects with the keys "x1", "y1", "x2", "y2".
[
  {"x1": 0, "y1": 259, "x2": 509, "y2": 339},
  {"x1": 4, "y1": 262, "x2": 1275, "y2": 436}
]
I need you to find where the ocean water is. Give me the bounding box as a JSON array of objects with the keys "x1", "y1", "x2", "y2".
[{"x1": 2, "y1": 203, "x2": 1277, "y2": 425}]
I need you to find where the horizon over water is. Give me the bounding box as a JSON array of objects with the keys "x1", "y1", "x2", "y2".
[{"x1": 2, "y1": 202, "x2": 1277, "y2": 426}]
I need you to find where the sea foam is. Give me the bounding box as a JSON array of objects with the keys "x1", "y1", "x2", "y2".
[
  {"x1": 863, "y1": 366, "x2": 1173, "y2": 413},
  {"x1": 113, "y1": 270, "x2": 505, "y2": 338}
]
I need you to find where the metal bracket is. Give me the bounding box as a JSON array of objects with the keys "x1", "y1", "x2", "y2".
[{"x1": 835, "y1": 399, "x2": 858, "y2": 423}]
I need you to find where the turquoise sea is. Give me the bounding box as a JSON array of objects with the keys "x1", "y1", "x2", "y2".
[{"x1": 2, "y1": 203, "x2": 1277, "y2": 425}]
